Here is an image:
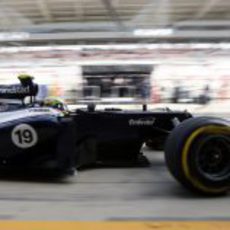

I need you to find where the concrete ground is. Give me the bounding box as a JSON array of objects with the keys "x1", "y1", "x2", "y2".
[
  {"x1": 0, "y1": 138, "x2": 229, "y2": 220},
  {"x1": 0, "y1": 109, "x2": 228, "y2": 221}
]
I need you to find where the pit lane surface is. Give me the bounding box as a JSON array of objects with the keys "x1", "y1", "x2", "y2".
[
  {"x1": 0, "y1": 150, "x2": 229, "y2": 220},
  {"x1": 0, "y1": 113, "x2": 228, "y2": 221}
]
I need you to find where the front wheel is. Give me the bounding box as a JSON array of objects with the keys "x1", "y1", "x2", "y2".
[{"x1": 165, "y1": 117, "x2": 230, "y2": 195}]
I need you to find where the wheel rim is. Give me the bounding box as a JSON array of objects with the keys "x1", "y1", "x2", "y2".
[{"x1": 195, "y1": 135, "x2": 230, "y2": 181}]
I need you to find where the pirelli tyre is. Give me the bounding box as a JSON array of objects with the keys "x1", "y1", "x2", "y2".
[{"x1": 165, "y1": 117, "x2": 230, "y2": 195}]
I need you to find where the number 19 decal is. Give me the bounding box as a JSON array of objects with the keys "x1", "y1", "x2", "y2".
[{"x1": 12, "y1": 124, "x2": 38, "y2": 148}]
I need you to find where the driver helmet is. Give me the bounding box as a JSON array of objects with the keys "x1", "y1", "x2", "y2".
[{"x1": 43, "y1": 97, "x2": 68, "y2": 112}]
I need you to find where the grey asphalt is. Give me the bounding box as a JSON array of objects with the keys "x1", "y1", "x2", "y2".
[
  {"x1": 0, "y1": 150, "x2": 228, "y2": 220},
  {"x1": 0, "y1": 113, "x2": 228, "y2": 221}
]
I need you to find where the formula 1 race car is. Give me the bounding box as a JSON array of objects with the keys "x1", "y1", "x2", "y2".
[{"x1": 0, "y1": 75, "x2": 229, "y2": 196}]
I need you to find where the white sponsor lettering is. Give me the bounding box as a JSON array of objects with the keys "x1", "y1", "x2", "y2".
[
  {"x1": 0, "y1": 86, "x2": 30, "y2": 94},
  {"x1": 129, "y1": 118, "x2": 156, "y2": 126}
]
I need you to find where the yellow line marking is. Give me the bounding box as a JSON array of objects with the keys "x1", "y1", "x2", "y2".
[
  {"x1": 182, "y1": 125, "x2": 230, "y2": 193},
  {"x1": 0, "y1": 221, "x2": 229, "y2": 230}
]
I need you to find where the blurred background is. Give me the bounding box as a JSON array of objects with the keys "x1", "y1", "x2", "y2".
[{"x1": 0, "y1": 0, "x2": 229, "y2": 107}]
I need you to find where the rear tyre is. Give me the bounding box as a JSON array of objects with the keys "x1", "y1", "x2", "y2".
[{"x1": 165, "y1": 116, "x2": 230, "y2": 195}]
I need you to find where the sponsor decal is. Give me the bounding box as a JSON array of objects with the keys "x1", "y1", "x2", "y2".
[
  {"x1": 129, "y1": 117, "x2": 156, "y2": 126},
  {"x1": 28, "y1": 107, "x2": 64, "y2": 117},
  {"x1": 0, "y1": 86, "x2": 30, "y2": 94},
  {"x1": 29, "y1": 108, "x2": 52, "y2": 113}
]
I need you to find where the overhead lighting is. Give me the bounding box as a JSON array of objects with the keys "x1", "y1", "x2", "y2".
[
  {"x1": 0, "y1": 32, "x2": 30, "y2": 41},
  {"x1": 133, "y1": 28, "x2": 173, "y2": 37}
]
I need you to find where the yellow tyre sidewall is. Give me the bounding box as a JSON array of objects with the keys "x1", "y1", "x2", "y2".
[{"x1": 182, "y1": 125, "x2": 230, "y2": 194}]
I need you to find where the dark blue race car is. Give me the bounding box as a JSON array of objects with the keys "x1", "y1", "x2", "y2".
[{"x1": 0, "y1": 75, "x2": 228, "y2": 195}]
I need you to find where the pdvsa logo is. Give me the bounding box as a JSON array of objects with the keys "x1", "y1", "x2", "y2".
[{"x1": 129, "y1": 117, "x2": 156, "y2": 126}]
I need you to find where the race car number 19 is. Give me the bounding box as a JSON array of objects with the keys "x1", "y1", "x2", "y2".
[{"x1": 12, "y1": 124, "x2": 38, "y2": 148}]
